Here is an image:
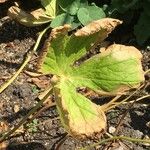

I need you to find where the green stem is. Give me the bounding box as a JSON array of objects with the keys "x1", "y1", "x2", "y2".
[
  {"x1": 79, "y1": 136, "x2": 150, "y2": 150},
  {"x1": 0, "y1": 87, "x2": 53, "y2": 142},
  {"x1": 0, "y1": 26, "x2": 50, "y2": 94}
]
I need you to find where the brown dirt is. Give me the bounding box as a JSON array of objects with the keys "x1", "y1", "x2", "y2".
[{"x1": 0, "y1": 2, "x2": 150, "y2": 150}]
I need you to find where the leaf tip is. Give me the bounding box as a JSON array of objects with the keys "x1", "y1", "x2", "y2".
[
  {"x1": 51, "y1": 24, "x2": 71, "y2": 38},
  {"x1": 75, "y1": 18, "x2": 122, "y2": 37}
]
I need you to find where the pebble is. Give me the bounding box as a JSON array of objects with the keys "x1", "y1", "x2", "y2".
[
  {"x1": 13, "y1": 104, "x2": 20, "y2": 113},
  {"x1": 134, "y1": 130, "x2": 143, "y2": 138},
  {"x1": 108, "y1": 126, "x2": 116, "y2": 134},
  {"x1": 146, "y1": 121, "x2": 150, "y2": 128}
]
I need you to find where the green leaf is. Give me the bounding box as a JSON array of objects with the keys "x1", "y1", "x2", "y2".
[
  {"x1": 77, "y1": 5, "x2": 106, "y2": 25},
  {"x1": 50, "y1": 13, "x2": 74, "y2": 28},
  {"x1": 71, "y1": 44, "x2": 144, "y2": 93},
  {"x1": 71, "y1": 20, "x2": 82, "y2": 30},
  {"x1": 134, "y1": 11, "x2": 150, "y2": 45},
  {"x1": 40, "y1": 0, "x2": 56, "y2": 17},
  {"x1": 58, "y1": 0, "x2": 88, "y2": 15},
  {"x1": 38, "y1": 18, "x2": 144, "y2": 138}
]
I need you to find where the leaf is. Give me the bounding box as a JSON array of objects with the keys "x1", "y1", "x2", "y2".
[
  {"x1": 55, "y1": 79, "x2": 106, "y2": 138},
  {"x1": 40, "y1": 0, "x2": 56, "y2": 17},
  {"x1": 38, "y1": 18, "x2": 144, "y2": 138},
  {"x1": 58, "y1": 0, "x2": 88, "y2": 15},
  {"x1": 77, "y1": 5, "x2": 106, "y2": 25},
  {"x1": 38, "y1": 18, "x2": 122, "y2": 74},
  {"x1": 71, "y1": 44, "x2": 144, "y2": 93},
  {"x1": 8, "y1": 6, "x2": 51, "y2": 27},
  {"x1": 134, "y1": 11, "x2": 150, "y2": 45},
  {"x1": 71, "y1": 17, "x2": 82, "y2": 30},
  {"x1": 50, "y1": 13, "x2": 74, "y2": 28}
]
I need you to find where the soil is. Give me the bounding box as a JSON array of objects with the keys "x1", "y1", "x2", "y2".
[{"x1": 0, "y1": 1, "x2": 150, "y2": 150}]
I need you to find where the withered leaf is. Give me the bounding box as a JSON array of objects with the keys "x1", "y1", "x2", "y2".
[{"x1": 8, "y1": 6, "x2": 51, "y2": 26}]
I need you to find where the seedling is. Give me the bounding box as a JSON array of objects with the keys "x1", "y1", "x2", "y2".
[
  {"x1": 36, "y1": 18, "x2": 144, "y2": 138},
  {"x1": 31, "y1": 85, "x2": 39, "y2": 94},
  {"x1": 26, "y1": 119, "x2": 38, "y2": 133}
]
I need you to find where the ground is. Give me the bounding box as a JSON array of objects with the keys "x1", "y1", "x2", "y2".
[{"x1": 0, "y1": 2, "x2": 150, "y2": 150}]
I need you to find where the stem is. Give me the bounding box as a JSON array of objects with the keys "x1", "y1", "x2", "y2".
[
  {"x1": 123, "y1": 94, "x2": 150, "y2": 104},
  {"x1": 0, "y1": 87, "x2": 53, "y2": 143},
  {"x1": 79, "y1": 136, "x2": 150, "y2": 150},
  {"x1": 145, "y1": 69, "x2": 150, "y2": 74},
  {"x1": 102, "y1": 84, "x2": 144, "y2": 112},
  {"x1": 0, "y1": 26, "x2": 50, "y2": 94},
  {"x1": 101, "y1": 95, "x2": 121, "y2": 112}
]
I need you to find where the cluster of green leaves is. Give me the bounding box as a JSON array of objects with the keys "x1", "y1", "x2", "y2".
[
  {"x1": 40, "y1": 0, "x2": 106, "y2": 29},
  {"x1": 50, "y1": 0, "x2": 105, "y2": 28},
  {"x1": 106, "y1": 0, "x2": 150, "y2": 45}
]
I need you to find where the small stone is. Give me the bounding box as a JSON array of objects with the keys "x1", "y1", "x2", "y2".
[
  {"x1": 13, "y1": 104, "x2": 20, "y2": 113},
  {"x1": 146, "y1": 121, "x2": 150, "y2": 128},
  {"x1": 135, "y1": 130, "x2": 143, "y2": 138},
  {"x1": 147, "y1": 46, "x2": 150, "y2": 51},
  {"x1": 108, "y1": 126, "x2": 116, "y2": 134}
]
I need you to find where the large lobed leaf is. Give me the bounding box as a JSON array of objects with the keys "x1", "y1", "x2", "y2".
[{"x1": 38, "y1": 18, "x2": 144, "y2": 138}]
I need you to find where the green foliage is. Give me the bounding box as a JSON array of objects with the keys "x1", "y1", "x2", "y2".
[
  {"x1": 57, "y1": 0, "x2": 88, "y2": 15},
  {"x1": 50, "y1": 13, "x2": 74, "y2": 28},
  {"x1": 106, "y1": 0, "x2": 150, "y2": 45},
  {"x1": 37, "y1": 19, "x2": 144, "y2": 138},
  {"x1": 77, "y1": 4, "x2": 105, "y2": 25},
  {"x1": 51, "y1": 0, "x2": 106, "y2": 28}
]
